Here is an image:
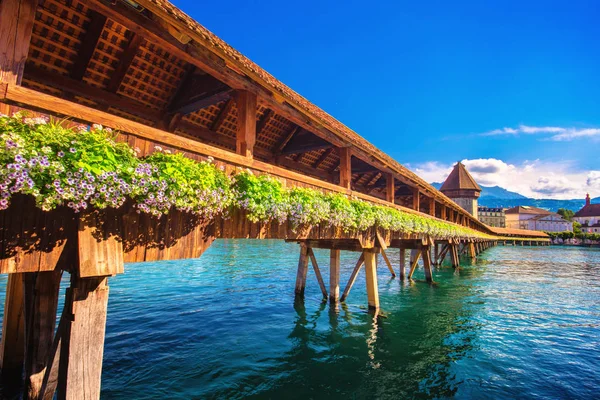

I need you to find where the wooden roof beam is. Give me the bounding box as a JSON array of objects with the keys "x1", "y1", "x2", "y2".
[
  {"x1": 210, "y1": 97, "x2": 235, "y2": 132},
  {"x1": 312, "y1": 148, "x2": 333, "y2": 169},
  {"x1": 70, "y1": 10, "x2": 107, "y2": 81},
  {"x1": 167, "y1": 72, "x2": 231, "y2": 115},
  {"x1": 24, "y1": 64, "x2": 157, "y2": 122},
  {"x1": 256, "y1": 108, "x2": 275, "y2": 140},
  {"x1": 106, "y1": 33, "x2": 143, "y2": 93},
  {"x1": 276, "y1": 156, "x2": 335, "y2": 181},
  {"x1": 274, "y1": 125, "x2": 300, "y2": 155}
]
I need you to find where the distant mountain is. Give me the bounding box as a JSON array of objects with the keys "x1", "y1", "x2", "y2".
[{"x1": 430, "y1": 182, "x2": 598, "y2": 212}]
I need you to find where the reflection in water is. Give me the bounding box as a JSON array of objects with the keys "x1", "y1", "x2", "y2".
[{"x1": 1, "y1": 241, "x2": 598, "y2": 399}]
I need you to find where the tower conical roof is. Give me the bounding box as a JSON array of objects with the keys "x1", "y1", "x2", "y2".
[{"x1": 440, "y1": 162, "x2": 482, "y2": 192}]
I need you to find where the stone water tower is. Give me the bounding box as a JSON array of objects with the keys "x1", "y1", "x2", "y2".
[{"x1": 440, "y1": 162, "x2": 482, "y2": 219}]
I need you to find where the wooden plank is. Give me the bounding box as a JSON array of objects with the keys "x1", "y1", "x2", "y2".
[
  {"x1": 23, "y1": 270, "x2": 62, "y2": 399},
  {"x1": 340, "y1": 253, "x2": 364, "y2": 302},
  {"x1": 69, "y1": 11, "x2": 107, "y2": 81},
  {"x1": 294, "y1": 244, "x2": 309, "y2": 296},
  {"x1": 307, "y1": 248, "x2": 327, "y2": 299},
  {"x1": 106, "y1": 34, "x2": 143, "y2": 93},
  {"x1": 77, "y1": 210, "x2": 124, "y2": 277},
  {"x1": 0, "y1": 0, "x2": 36, "y2": 114},
  {"x1": 234, "y1": 90, "x2": 257, "y2": 158},
  {"x1": 329, "y1": 249, "x2": 341, "y2": 304},
  {"x1": 57, "y1": 276, "x2": 109, "y2": 400},
  {"x1": 363, "y1": 251, "x2": 379, "y2": 310},
  {"x1": 339, "y1": 147, "x2": 351, "y2": 189},
  {"x1": 0, "y1": 274, "x2": 25, "y2": 379}
]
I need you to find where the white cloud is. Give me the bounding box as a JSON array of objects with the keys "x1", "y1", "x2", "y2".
[
  {"x1": 481, "y1": 124, "x2": 600, "y2": 141},
  {"x1": 412, "y1": 158, "x2": 600, "y2": 199}
]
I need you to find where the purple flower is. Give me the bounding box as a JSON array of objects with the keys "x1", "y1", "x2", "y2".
[
  {"x1": 69, "y1": 148, "x2": 77, "y2": 153},
  {"x1": 57, "y1": 151, "x2": 65, "y2": 157}
]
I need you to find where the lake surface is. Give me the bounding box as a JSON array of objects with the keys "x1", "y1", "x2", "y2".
[{"x1": 3, "y1": 242, "x2": 600, "y2": 399}]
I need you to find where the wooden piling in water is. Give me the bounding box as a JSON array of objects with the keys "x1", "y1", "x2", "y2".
[
  {"x1": 294, "y1": 244, "x2": 309, "y2": 297},
  {"x1": 329, "y1": 250, "x2": 341, "y2": 304},
  {"x1": 363, "y1": 251, "x2": 379, "y2": 311}
]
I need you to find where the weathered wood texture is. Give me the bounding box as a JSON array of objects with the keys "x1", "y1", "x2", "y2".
[
  {"x1": 57, "y1": 276, "x2": 109, "y2": 400},
  {"x1": 24, "y1": 270, "x2": 62, "y2": 399},
  {"x1": 294, "y1": 244, "x2": 309, "y2": 296},
  {"x1": 0, "y1": 0, "x2": 36, "y2": 114},
  {"x1": 0, "y1": 273, "x2": 25, "y2": 378},
  {"x1": 363, "y1": 251, "x2": 379, "y2": 310},
  {"x1": 329, "y1": 249, "x2": 341, "y2": 304}
]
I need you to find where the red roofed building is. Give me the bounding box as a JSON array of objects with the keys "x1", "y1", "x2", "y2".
[
  {"x1": 574, "y1": 194, "x2": 600, "y2": 233},
  {"x1": 440, "y1": 162, "x2": 481, "y2": 219},
  {"x1": 505, "y1": 205, "x2": 572, "y2": 232}
]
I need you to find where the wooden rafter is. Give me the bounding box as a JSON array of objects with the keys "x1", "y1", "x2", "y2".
[
  {"x1": 25, "y1": 64, "x2": 156, "y2": 121},
  {"x1": 210, "y1": 97, "x2": 234, "y2": 132},
  {"x1": 276, "y1": 156, "x2": 334, "y2": 181},
  {"x1": 312, "y1": 147, "x2": 333, "y2": 169},
  {"x1": 167, "y1": 72, "x2": 230, "y2": 115},
  {"x1": 256, "y1": 108, "x2": 274, "y2": 139},
  {"x1": 106, "y1": 33, "x2": 143, "y2": 93},
  {"x1": 274, "y1": 125, "x2": 299, "y2": 154},
  {"x1": 70, "y1": 10, "x2": 106, "y2": 81}
]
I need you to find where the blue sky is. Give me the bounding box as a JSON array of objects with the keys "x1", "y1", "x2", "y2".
[{"x1": 173, "y1": 0, "x2": 600, "y2": 198}]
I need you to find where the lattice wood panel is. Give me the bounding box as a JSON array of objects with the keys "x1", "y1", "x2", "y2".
[
  {"x1": 28, "y1": 0, "x2": 89, "y2": 75},
  {"x1": 83, "y1": 19, "x2": 130, "y2": 89},
  {"x1": 117, "y1": 41, "x2": 188, "y2": 111}
]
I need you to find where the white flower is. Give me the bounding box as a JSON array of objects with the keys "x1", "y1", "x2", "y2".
[
  {"x1": 154, "y1": 146, "x2": 163, "y2": 152},
  {"x1": 92, "y1": 124, "x2": 103, "y2": 131}
]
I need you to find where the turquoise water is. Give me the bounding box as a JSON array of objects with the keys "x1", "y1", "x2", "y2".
[{"x1": 3, "y1": 242, "x2": 600, "y2": 399}]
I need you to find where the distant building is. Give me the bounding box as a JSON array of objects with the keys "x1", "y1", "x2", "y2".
[
  {"x1": 440, "y1": 162, "x2": 481, "y2": 219},
  {"x1": 478, "y1": 206, "x2": 505, "y2": 227},
  {"x1": 573, "y1": 194, "x2": 600, "y2": 233},
  {"x1": 505, "y1": 206, "x2": 573, "y2": 232}
]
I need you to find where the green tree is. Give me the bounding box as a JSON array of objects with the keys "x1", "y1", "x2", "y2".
[
  {"x1": 557, "y1": 208, "x2": 575, "y2": 221},
  {"x1": 573, "y1": 221, "x2": 582, "y2": 234}
]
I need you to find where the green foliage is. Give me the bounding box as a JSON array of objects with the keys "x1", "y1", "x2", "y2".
[
  {"x1": 0, "y1": 113, "x2": 501, "y2": 240},
  {"x1": 557, "y1": 208, "x2": 575, "y2": 221},
  {"x1": 544, "y1": 230, "x2": 600, "y2": 241}
]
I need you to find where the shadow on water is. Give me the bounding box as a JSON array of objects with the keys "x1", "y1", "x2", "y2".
[{"x1": 4, "y1": 241, "x2": 598, "y2": 399}]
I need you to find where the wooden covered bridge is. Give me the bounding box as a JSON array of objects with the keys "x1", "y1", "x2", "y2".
[{"x1": 0, "y1": 0, "x2": 548, "y2": 398}]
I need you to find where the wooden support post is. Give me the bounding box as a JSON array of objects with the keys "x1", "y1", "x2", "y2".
[
  {"x1": 407, "y1": 250, "x2": 422, "y2": 279},
  {"x1": 450, "y1": 244, "x2": 460, "y2": 268},
  {"x1": 329, "y1": 249, "x2": 341, "y2": 304},
  {"x1": 1, "y1": 274, "x2": 25, "y2": 380},
  {"x1": 385, "y1": 173, "x2": 394, "y2": 203},
  {"x1": 421, "y1": 246, "x2": 433, "y2": 283},
  {"x1": 234, "y1": 90, "x2": 257, "y2": 158},
  {"x1": 469, "y1": 242, "x2": 476, "y2": 261},
  {"x1": 338, "y1": 147, "x2": 351, "y2": 189},
  {"x1": 399, "y1": 248, "x2": 406, "y2": 280},
  {"x1": 380, "y1": 248, "x2": 396, "y2": 277},
  {"x1": 340, "y1": 253, "x2": 364, "y2": 302},
  {"x1": 441, "y1": 206, "x2": 447, "y2": 221},
  {"x1": 57, "y1": 276, "x2": 109, "y2": 400},
  {"x1": 437, "y1": 244, "x2": 450, "y2": 265},
  {"x1": 23, "y1": 270, "x2": 63, "y2": 399},
  {"x1": 294, "y1": 244, "x2": 309, "y2": 296},
  {"x1": 429, "y1": 199, "x2": 435, "y2": 216},
  {"x1": 411, "y1": 187, "x2": 420, "y2": 211},
  {"x1": 363, "y1": 251, "x2": 379, "y2": 311},
  {"x1": 0, "y1": 0, "x2": 37, "y2": 114},
  {"x1": 307, "y1": 248, "x2": 327, "y2": 299}
]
